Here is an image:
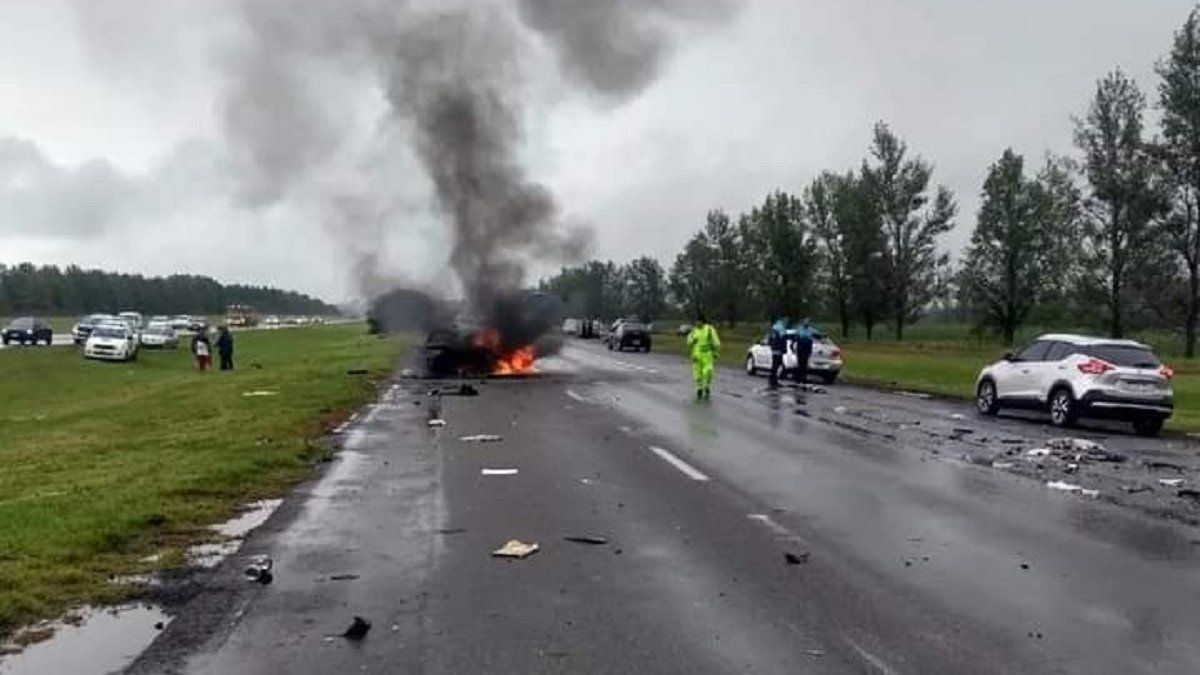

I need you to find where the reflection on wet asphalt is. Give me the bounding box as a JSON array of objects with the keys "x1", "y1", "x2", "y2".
[{"x1": 120, "y1": 341, "x2": 1200, "y2": 675}]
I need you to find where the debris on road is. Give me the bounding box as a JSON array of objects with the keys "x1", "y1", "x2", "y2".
[
  {"x1": 1146, "y1": 460, "x2": 1188, "y2": 473},
  {"x1": 493, "y1": 540, "x2": 539, "y2": 558},
  {"x1": 805, "y1": 649, "x2": 826, "y2": 657},
  {"x1": 244, "y1": 555, "x2": 273, "y2": 584},
  {"x1": 242, "y1": 390, "x2": 278, "y2": 397},
  {"x1": 459, "y1": 434, "x2": 503, "y2": 443},
  {"x1": 563, "y1": 535, "x2": 609, "y2": 545},
  {"x1": 1159, "y1": 478, "x2": 1185, "y2": 487},
  {"x1": 1046, "y1": 480, "x2": 1099, "y2": 497},
  {"x1": 992, "y1": 461, "x2": 1015, "y2": 469},
  {"x1": 1027, "y1": 448, "x2": 1051, "y2": 457},
  {"x1": 1020, "y1": 563, "x2": 1030, "y2": 570},
  {"x1": 427, "y1": 419, "x2": 446, "y2": 427},
  {"x1": 329, "y1": 574, "x2": 360, "y2": 581},
  {"x1": 437, "y1": 528, "x2": 466, "y2": 535},
  {"x1": 1124, "y1": 485, "x2": 1153, "y2": 494},
  {"x1": 784, "y1": 552, "x2": 810, "y2": 565},
  {"x1": 342, "y1": 616, "x2": 371, "y2": 640},
  {"x1": 399, "y1": 368, "x2": 416, "y2": 378},
  {"x1": 481, "y1": 468, "x2": 518, "y2": 476},
  {"x1": 1179, "y1": 489, "x2": 1200, "y2": 501},
  {"x1": 833, "y1": 406, "x2": 847, "y2": 414},
  {"x1": 950, "y1": 413, "x2": 966, "y2": 421},
  {"x1": 897, "y1": 391, "x2": 932, "y2": 400}
]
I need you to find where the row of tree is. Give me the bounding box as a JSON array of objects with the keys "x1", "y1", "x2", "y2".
[
  {"x1": 0, "y1": 263, "x2": 338, "y2": 317},
  {"x1": 540, "y1": 7, "x2": 1200, "y2": 357}
]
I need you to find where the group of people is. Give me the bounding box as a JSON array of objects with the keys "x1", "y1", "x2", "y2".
[
  {"x1": 685, "y1": 315, "x2": 818, "y2": 400},
  {"x1": 189, "y1": 325, "x2": 235, "y2": 372}
]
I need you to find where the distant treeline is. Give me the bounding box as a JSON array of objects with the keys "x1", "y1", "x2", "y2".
[{"x1": 0, "y1": 262, "x2": 338, "y2": 317}]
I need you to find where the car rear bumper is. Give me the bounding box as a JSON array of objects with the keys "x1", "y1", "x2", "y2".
[{"x1": 1079, "y1": 390, "x2": 1173, "y2": 419}]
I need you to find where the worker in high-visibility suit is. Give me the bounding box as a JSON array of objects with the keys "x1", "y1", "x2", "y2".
[{"x1": 686, "y1": 314, "x2": 721, "y2": 401}]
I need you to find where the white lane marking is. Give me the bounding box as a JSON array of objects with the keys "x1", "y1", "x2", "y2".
[
  {"x1": 746, "y1": 514, "x2": 791, "y2": 537},
  {"x1": 648, "y1": 446, "x2": 709, "y2": 481},
  {"x1": 565, "y1": 388, "x2": 588, "y2": 403},
  {"x1": 844, "y1": 637, "x2": 899, "y2": 675}
]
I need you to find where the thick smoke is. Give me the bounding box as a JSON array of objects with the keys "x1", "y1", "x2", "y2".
[{"x1": 219, "y1": 0, "x2": 739, "y2": 342}]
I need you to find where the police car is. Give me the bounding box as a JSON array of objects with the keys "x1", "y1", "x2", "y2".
[{"x1": 746, "y1": 331, "x2": 844, "y2": 384}]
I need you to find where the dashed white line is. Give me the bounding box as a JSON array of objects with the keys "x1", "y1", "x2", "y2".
[
  {"x1": 565, "y1": 388, "x2": 588, "y2": 403},
  {"x1": 746, "y1": 514, "x2": 791, "y2": 537},
  {"x1": 648, "y1": 446, "x2": 709, "y2": 481}
]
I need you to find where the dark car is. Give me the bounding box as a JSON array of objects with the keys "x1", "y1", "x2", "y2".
[
  {"x1": 2, "y1": 317, "x2": 53, "y2": 346},
  {"x1": 72, "y1": 314, "x2": 113, "y2": 345},
  {"x1": 606, "y1": 319, "x2": 652, "y2": 352}
]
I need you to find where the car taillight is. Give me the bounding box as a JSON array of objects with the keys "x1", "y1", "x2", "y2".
[
  {"x1": 1160, "y1": 365, "x2": 1175, "y2": 380},
  {"x1": 830, "y1": 348, "x2": 842, "y2": 358},
  {"x1": 1077, "y1": 358, "x2": 1114, "y2": 375}
]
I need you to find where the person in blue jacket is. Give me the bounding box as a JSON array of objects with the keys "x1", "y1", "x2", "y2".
[{"x1": 793, "y1": 318, "x2": 816, "y2": 383}]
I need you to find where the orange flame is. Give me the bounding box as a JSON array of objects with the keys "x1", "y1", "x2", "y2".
[{"x1": 473, "y1": 328, "x2": 537, "y2": 376}]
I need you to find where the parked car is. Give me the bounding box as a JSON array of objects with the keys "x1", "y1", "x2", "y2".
[
  {"x1": 169, "y1": 316, "x2": 191, "y2": 331},
  {"x1": 72, "y1": 314, "x2": 115, "y2": 345},
  {"x1": 2, "y1": 317, "x2": 53, "y2": 346},
  {"x1": 84, "y1": 324, "x2": 139, "y2": 362},
  {"x1": 561, "y1": 318, "x2": 580, "y2": 336},
  {"x1": 140, "y1": 325, "x2": 179, "y2": 349},
  {"x1": 974, "y1": 333, "x2": 1174, "y2": 436},
  {"x1": 676, "y1": 323, "x2": 693, "y2": 336},
  {"x1": 745, "y1": 331, "x2": 844, "y2": 384},
  {"x1": 187, "y1": 317, "x2": 208, "y2": 332},
  {"x1": 605, "y1": 319, "x2": 652, "y2": 352}
]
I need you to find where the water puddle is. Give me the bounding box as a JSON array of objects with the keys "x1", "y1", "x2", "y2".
[
  {"x1": 0, "y1": 605, "x2": 169, "y2": 675},
  {"x1": 185, "y1": 499, "x2": 282, "y2": 568}
]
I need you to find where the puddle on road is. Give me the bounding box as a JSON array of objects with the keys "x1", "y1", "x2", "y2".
[
  {"x1": 0, "y1": 605, "x2": 169, "y2": 675},
  {"x1": 186, "y1": 499, "x2": 283, "y2": 568}
]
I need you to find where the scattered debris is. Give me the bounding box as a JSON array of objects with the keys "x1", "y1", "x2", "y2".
[
  {"x1": 1020, "y1": 563, "x2": 1030, "y2": 570},
  {"x1": 833, "y1": 406, "x2": 848, "y2": 414},
  {"x1": 563, "y1": 535, "x2": 609, "y2": 545},
  {"x1": 399, "y1": 368, "x2": 416, "y2": 378},
  {"x1": 1146, "y1": 460, "x2": 1188, "y2": 473},
  {"x1": 427, "y1": 419, "x2": 446, "y2": 428},
  {"x1": 456, "y1": 383, "x2": 479, "y2": 396},
  {"x1": 784, "y1": 552, "x2": 810, "y2": 565},
  {"x1": 342, "y1": 616, "x2": 371, "y2": 640},
  {"x1": 1179, "y1": 489, "x2": 1200, "y2": 501},
  {"x1": 346, "y1": 368, "x2": 369, "y2": 376},
  {"x1": 244, "y1": 555, "x2": 273, "y2": 584},
  {"x1": 493, "y1": 540, "x2": 540, "y2": 558},
  {"x1": 329, "y1": 574, "x2": 360, "y2": 581},
  {"x1": 805, "y1": 649, "x2": 826, "y2": 657},
  {"x1": 992, "y1": 461, "x2": 1015, "y2": 469},
  {"x1": 1001, "y1": 438, "x2": 1024, "y2": 444},
  {"x1": 1046, "y1": 480, "x2": 1099, "y2": 497},
  {"x1": 1065, "y1": 463, "x2": 1079, "y2": 474},
  {"x1": 1159, "y1": 478, "x2": 1185, "y2": 487},
  {"x1": 459, "y1": 434, "x2": 503, "y2": 443},
  {"x1": 950, "y1": 413, "x2": 966, "y2": 421},
  {"x1": 897, "y1": 391, "x2": 932, "y2": 400},
  {"x1": 241, "y1": 390, "x2": 278, "y2": 397},
  {"x1": 1027, "y1": 448, "x2": 1051, "y2": 457},
  {"x1": 481, "y1": 468, "x2": 518, "y2": 476},
  {"x1": 154, "y1": 621, "x2": 164, "y2": 630},
  {"x1": 1124, "y1": 485, "x2": 1153, "y2": 494},
  {"x1": 952, "y1": 427, "x2": 975, "y2": 435},
  {"x1": 437, "y1": 528, "x2": 466, "y2": 535}
]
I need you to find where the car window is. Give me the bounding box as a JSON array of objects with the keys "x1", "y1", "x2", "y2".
[
  {"x1": 1014, "y1": 341, "x2": 1052, "y2": 362},
  {"x1": 10, "y1": 318, "x2": 34, "y2": 329},
  {"x1": 1044, "y1": 342, "x2": 1074, "y2": 362},
  {"x1": 1086, "y1": 344, "x2": 1161, "y2": 368}
]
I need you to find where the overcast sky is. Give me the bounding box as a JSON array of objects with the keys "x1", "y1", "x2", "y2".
[{"x1": 0, "y1": 0, "x2": 1194, "y2": 303}]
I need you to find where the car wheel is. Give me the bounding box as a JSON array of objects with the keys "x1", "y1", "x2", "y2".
[
  {"x1": 1132, "y1": 417, "x2": 1164, "y2": 437},
  {"x1": 976, "y1": 379, "x2": 1000, "y2": 416},
  {"x1": 1048, "y1": 388, "x2": 1076, "y2": 428},
  {"x1": 643, "y1": 344, "x2": 651, "y2": 353},
  {"x1": 745, "y1": 355, "x2": 757, "y2": 376}
]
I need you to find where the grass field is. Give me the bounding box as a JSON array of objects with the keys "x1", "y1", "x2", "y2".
[
  {"x1": 0, "y1": 323, "x2": 408, "y2": 635},
  {"x1": 651, "y1": 324, "x2": 1200, "y2": 432}
]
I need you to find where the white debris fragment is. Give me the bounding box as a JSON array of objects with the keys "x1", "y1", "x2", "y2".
[
  {"x1": 459, "y1": 434, "x2": 503, "y2": 443},
  {"x1": 1159, "y1": 478, "x2": 1185, "y2": 487},
  {"x1": 1046, "y1": 480, "x2": 1099, "y2": 497},
  {"x1": 427, "y1": 419, "x2": 446, "y2": 427},
  {"x1": 492, "y1": 540, "x2": 539, "y2": 558},
  {"x1": 1047, "y1": 437, "x2": 1103, "y2": 453},
  {"x1": 1026, "y1": 448, "x2": 1051, "y2": 457},
  {"x1": 950, "y1": 413, "x2": 966, "y2": 421},
  {"x1": 898, "y1": 391, "x2": 932, "y2": 400},
  {"x1": 481, "y1": 468, "x2": 518, "y2": 476},
  {"x1": 992, "y1": 461, "x2": 1015, "y2": 469},
  {"x1": 833, "y1": 406, "x2": 848, "y2": 414}
]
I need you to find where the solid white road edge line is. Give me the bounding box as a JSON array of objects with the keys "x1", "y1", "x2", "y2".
[{"x1": 648, "y1": 446, "x2": 710, "y2": 482}]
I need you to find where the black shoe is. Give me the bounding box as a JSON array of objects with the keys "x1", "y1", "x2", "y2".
[{"x1": 696, "y1": 390, "x2": 704, "y2": 401}]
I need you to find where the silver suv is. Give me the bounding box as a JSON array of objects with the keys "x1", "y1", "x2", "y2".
[{"x1": 974, "y1": 333, "x2": 1174, "y2": 436}]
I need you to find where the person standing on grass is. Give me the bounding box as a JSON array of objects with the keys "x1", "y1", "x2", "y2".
[
  {"x1": 191, "y1": 325, "x2": 213, "y2": 372},
  {"x1": 216, "y1": 325, "x2": 235, "y2": 371},
  {"x1": 686, "y1": 313, "x2": 721, "y2": 401}
]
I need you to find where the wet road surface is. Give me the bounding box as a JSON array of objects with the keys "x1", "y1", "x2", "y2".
[{"x1": 130, "y1": 340, "x2": 1200, "y2": 674}]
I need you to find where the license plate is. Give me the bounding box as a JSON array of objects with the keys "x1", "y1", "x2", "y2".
[{"x1": 1123, "y1": 381, "x2": 1155, "y2": 392}]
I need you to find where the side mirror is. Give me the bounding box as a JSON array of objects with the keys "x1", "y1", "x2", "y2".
[{"x1": 1003, "y1": 352, "x2": 1015, "y2": 362}]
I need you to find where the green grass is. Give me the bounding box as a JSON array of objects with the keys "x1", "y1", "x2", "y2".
[
  {"x1": 652, "y1": 324, "x2": 1200, "y2": 432},
  {"x1": 0, "y1": 323, "x2": 408, "y2": 635}
]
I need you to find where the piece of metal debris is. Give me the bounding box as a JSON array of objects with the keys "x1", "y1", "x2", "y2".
[
  {"x1": 950, "y1": 413, "x2": 966, "y2": 421},
  {"x1": 805, "y1": 649, "x2": 825, "y2": 657},
  {"x1": 459, "y1": 434, "x2": 503, "y2": 443},
  {"x1": 1027, "y1": 448, "x2": 1051, "y2": 457},
  {"x1": 329, "y1": 574, "x2": 360, "y2": 581},
  {"x1": 1179, "y1": 489, "x2": 1200, "y2": 500},
  {"x1": 784, "y1": 552, "x2": 810, "y2": 565},
  {"x1": 493, "y1": 540, "x2": 540, "y2": 558},
  {"x1": 342, "y1": 616, "x2": 371, "y2": 640},
  {"x1": 437, "y1": 528, "x2": 466, "y2": 535},
  {"x1": 563, "y1": 535, "x2": 609, "y2": 545},
  {"x1": 1159, "y1": 478, "x2": 1185, "y2": 487},
  {"x1": 1046, "y1": 480, "x2": 1099, "y2": 497},
  {"x1": 1123, "y1": 485, "x2": 1153, "y2": 494},
  {"x1": 1147, "y1": 460, "x2": 1188, "y2": 473},
  {"x1": 897, "y1": 391, "x2": 932, "y2": 400},
  {"x1": 427, "y1": 419, "x2": 447, "y2": 427},
  {"x1": 244, "y1": 555, "x2": 273, "y2": 584},
  {"x1": 992, "y1": 461, "x2": 1015, "y2": 469}
]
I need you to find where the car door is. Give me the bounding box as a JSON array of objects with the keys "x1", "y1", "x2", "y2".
[
  {"x1": 996, "y1": 341, "x2": 1052, "y2": 401},
  {"x1": 1033, "y1": 341, "x2": 1074, "y2": 402}
]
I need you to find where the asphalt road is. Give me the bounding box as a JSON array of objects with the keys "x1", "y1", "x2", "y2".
[{"x1": 131, "y1": 340, "x2": 1200, "y2": 674}]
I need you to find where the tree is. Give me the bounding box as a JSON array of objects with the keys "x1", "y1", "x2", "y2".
[
  {"x1": 959, "y1": 150, "x2": 1080, "y2": 344},
  {"x1": 621, "y1": 256, "x2": 666, "y2": 322},
  {"x1": 1074, "y1": 69, "x2": 1168, "y2": 338},
  {"x1": 1157, "y1": 8, "x2": 1200, "y2": 356},
  {"x1": 739, "y1": 191, "x2": 820, "y2": 321},
  {"x1": 807, "y1": 171, "x2": 858, "y2": 337},
  {"x1": 702, "y1": 209, "x2": 752, "y2": 326},
  {"x1": 668, "y1": 232, "x2": 717, "y2": 318},
  {"x1": 863, "y1": 122, "x2": 957, "y2": 340}
]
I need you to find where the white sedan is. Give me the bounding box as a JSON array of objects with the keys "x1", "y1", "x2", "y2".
[
  {"x1": 140, "y1": 325, "x2": 179, "y2": 349},
  {"x1": 746, "y1": 332, "x2": 843, "y2": 384},
  {"x1": 84, "y1": 324, "x2": 139, "y2": 362}
]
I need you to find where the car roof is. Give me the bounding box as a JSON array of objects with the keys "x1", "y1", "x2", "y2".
[{"x1": 1035, "y1": 333, "x2": 1151, "y2": 349}]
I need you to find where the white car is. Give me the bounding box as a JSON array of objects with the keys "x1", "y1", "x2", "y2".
[
  {"x1": 84, "y1": 324, "x2": 139, "y2": 362},
  {"x1": 975, "y1": 333, "x2": 1174, "y2": 436},
  {"x1": 746, "y1": 331, "x2": 844, "y2": 384},
  {"x1": 140, "y1": 325, "x2": 179, "y2": 349}
]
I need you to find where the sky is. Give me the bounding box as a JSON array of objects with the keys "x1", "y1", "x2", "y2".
[{"x1": 0, "y1": 0, "x2": 1194, "y2": 303}]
